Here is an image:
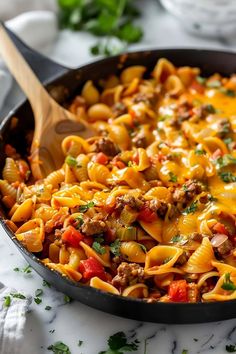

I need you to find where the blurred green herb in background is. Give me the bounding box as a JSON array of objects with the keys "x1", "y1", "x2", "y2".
[{"x1": 57, "y1": 0, "x2": 143, "y2": 56}]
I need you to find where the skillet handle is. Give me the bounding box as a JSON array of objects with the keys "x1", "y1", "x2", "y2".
[{"x1": 2, "y1": 23, "x2": 69, "y2": 84}]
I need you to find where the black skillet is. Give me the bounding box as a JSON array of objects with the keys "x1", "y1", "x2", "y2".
[{"x1": 1, "y1": 26, "x2": 236, "y2": 324}]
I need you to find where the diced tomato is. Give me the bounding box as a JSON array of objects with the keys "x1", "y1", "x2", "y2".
[
  {"x1": 138, "y1": 206, "x2": 157, "y2": 223},
  {"x1": 212, "y1": 148, "x2": 223, "y2": 160},
  {"x1": 190, "y1": 80, "x2": 205, "y2": 94},
  {"x1": 168, "y1": 279, "x2": 188, "y2": 302},
  {"x1": 92, "y1": 152, "x2": 108, "y2": 165},
  {"x1": 213, "y1": 222, "x2": 229, "y2": 236},
  {"x1": 79, "y1": 257, "x2": 106, "y2": 281},
  {"x1": 61, "y1": 226, "x2": 84, "y2": 248}
]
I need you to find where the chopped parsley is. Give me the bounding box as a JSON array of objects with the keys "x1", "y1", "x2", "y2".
[
  {"x1": 79, "y1": 201, "x2": 95, "y2": 213},
  {"x1": 224, "y1": 137, "x2": 233, "y2": 147},
  {"x1": 204, "y1": 104, "x2": 216, "y2": 114},
  {"x1": 43, "y1": 280, "x2": 51, "y2": 288},
  {"x1": 219, "y1": 88, "x2": 236, "y2": 97},
  {"x1": 193, "y1": 338, "x2": 198, "y2": 342},
  {"x1": 47, "y1": 341, "x2": 71, "y2": 354},
  {"x1": 194, "y1": 149, "x2": 206, "y2": 155},
  {"x1": 219, "y1": 171, "x2": 236, "y2": 183},
  {"x1": 170, "y1": 235, "x2": 183, "y2": 243},
  {"x1": 34, "y1": 297, "x2": 42, "y2": 305},
  {"x1": 221, "y1": 273, "x2": 236, "y2": 291},
  {"x1": 99, "y1": 331, "x2": 139, "y2": 354},
  {"x1": 92, "y1": 241, "x2": 106, "y2": 255},
  {"x1": 65, "y1": 155, "x2": 77, "y2": 167},
  {"x1": 49, "y1": 330, "x2": 55, "y2": 334},
  {"x1": 10, "y1": 293, "x2": 26, "y2": 299},
  {"x1": 35, "y1": 289, "x2": 43, "y2": 297},
  {"x1": 45, "y1": 306, "x2": 52, "y2": 311},
  {"x1": 4, "y1": 296, "x2": 11, "y2": 307},
  {"x1": 75, "y1": 215, "x2": 84, "y2": 228},
  {"x1": 196, "y1": 76, "x2": 206, "y2": 85},
  {"x1": 163, "y1": 256, "x2": 172, "y2": 264},
  {"x1": 169, "y1": 172, "x2": 177, "y2": 183},
  {"x1": 78, "y1": 340, "x2": 83, "y2": 347},
  {"x1": 23, "y1": 264, "x2": 32, "y2": 274},
  {"x1": 206, "y1": 80, "x2": 221, "y2": 88},
  {"x1": 13, "y1": 267, "x2": 20, "y2": 272},
  {"x1": 182, "y1": 201, "x2": 198, "y2": 215},
  {"x1": 182, "y1": 350, "x2": 188, "y2": 354},
  {"x1": 64, "y1": 295, "x2": 71, "y2": 303},
  {"x1": 110, "y1": 239, "x2": 121, "y2": 256},
  {"x1": 226, "y1": 344, "x2": 236, "y2": 352},
  {"x1": 214, "y1": 154, "x2": 236, "y2": 170}
]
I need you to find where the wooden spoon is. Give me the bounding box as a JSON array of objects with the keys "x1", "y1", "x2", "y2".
[{"x1": 0, "y1": 23, "x2": 95, "y2": 179}]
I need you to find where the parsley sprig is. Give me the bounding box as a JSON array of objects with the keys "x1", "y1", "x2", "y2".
[
  {"x1": 110, "y1": 239, "x2": 121, "y2": 256},
  {"x1": 182, "y1": 201, "x2": 198, "y2": 215},
  {"x1": 221, "y1": 273, "x2": 236, "y2": 291},
  {"x1": 48, "y1": 341, "x2": 71, "y2": 354},
  {"x1": 99, "y1": 331, "x2": 139, "y2": 354}
]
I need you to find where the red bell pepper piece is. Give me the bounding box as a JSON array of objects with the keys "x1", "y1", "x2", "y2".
[
  {"x1": 212, "y1": 148, "x2": 223, "y2": 160},
  {"x1": 168, "y1": 279, "x2": 188, "y2": 302},
  {"x1": 92, "y1": 152, "x2": 108, "y2": 165},
  {"x1": 79, "y1": 257, "x2": 106, "y2": 281},
  {"x1": 61, "y1": 226, "x2": 84, "y2": 248},
  {"x1": 212, "y1": 222, "x2": 229, "y2": 236},
  {"x1": 138, "y1": 206, "x2": 157, "y2": 223}
]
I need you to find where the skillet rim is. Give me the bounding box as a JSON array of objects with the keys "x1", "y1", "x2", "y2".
[{"x1": 1, "y1": 47, "x2": 236, "y2": 322}]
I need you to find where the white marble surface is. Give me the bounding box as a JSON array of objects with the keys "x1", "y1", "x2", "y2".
[{"x1": 1, "y1": 1, "x2": 236, "y2": 353}]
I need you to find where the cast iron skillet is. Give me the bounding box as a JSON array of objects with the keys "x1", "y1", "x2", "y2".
[{"x1": 1, "y1": 27, "x2": 236, "y2": 324}]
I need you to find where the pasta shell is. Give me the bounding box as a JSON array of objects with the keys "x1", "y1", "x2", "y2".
[
  {"x1": 64, "y1": 164, "x2": 77, "y2": 184},
  {"x1": 0, "y1": 179, "x2": 17, "y2": 199},
  {"x1": 46, "y1": 263, "x2": 82, "y2": 282},
  {"x1": 52, "y1": 186, "x2": 85, "y2": 208},
  {"x1": 164, "y1": 75, "x2": 184, "y2": 97},
  {"x1": 202, "y1": 275, "x2": 236, "y2": 301},
  {"x1": 178, "y1": 213, "x2": 198, "y2": 236},
  {"x1": 108, "y1": 124, "x2": 130, "y2": 151},
  {"x1": 2, "y1": 157, "x2": 22, "y2": 183},
  {"x1": 81, "y1": 80, "x2": 100, "y2": 106},
  {"x1": 152, "y1": 58, "x2": 175, "y2": 83},
  {"x1": 134, "y1": 148, "x2": 150, "y2": 171},
  {"x1": 120, "y1": 241, "x2": 146, "y2": 263},
  {"x1": 15, "y1": 218, "x2": 44, "y2": 252},
  {"x1": 80, "y1": 241, "x2": 111, "y2": 267},
  {"x1": 154, "y1": 273, "x2": 174, "y2": 288},
  {"x1": 181, "y1": 237, "x2": 215, "y2": 273},
  {"x1": 145, "y1": 187, "x2": 171, "y2": 202},
  {"x1": 61, "y1": 135, "x2": 90, "y2": 156},
  {"x1": 212, "y1": 261, "x2": 236, "y2": 278},
  {"x1": 90, "y1": 277, "x2": 120, "y2": 295},
  {"x1": 44, "y1": 169, "x2": 65, "y2": 189},
  {"x1": 122, "y1": 283, "x2": 148, "y2": 298},
  {"x1": 11, "y1": 198, "x2": 33, "y2": 222},
  {"x1": 120, "y1": 66, "x2": 146, "y2": 84},
  {"x1": 162, "y1": 220, "x2": 179, "y2": 243},
  {"x1": 145, "y1": 245, "x2": 183, "y2": 275},
  {"x1": 139, "y1": 218, "x2": 163, "y2": 243},
  {"x1": 197, "y1": 271, "x2": 219, "y2": 289},
  {"x1": 87, "y1": 162, "x2": 110, "y2": 184}
]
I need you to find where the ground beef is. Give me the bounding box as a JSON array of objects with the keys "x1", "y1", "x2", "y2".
[
  {"x1": 81, "y1": 215, "x2": 107, "y2": 236},
  {"x1": 193, "y1": 104, "x2": 215, "y2": 120},
  {"x1": 216, "y1": 239, "x2": 233, "y2": 256},
  {"x1": 175, "y1": 251, "x2": 188, "y2": 266},
  {"x1": 95, "y1": 137, "x2": 119, "y2": 157},
  {"x1": 132, "y1": 92, "x2": 156, "y2": 106},
  {"x1": 132, "y1": 135, "x2": 147, "y2": 148},
  {"x1": 148, "y1": 199, "x2": 168, "y2": 219},
  {"x1": 217, "y1": 118, "x2": 231, "y2": 138},
  {"x1": 112, "y1": 102, "x2": 127, "y2": 117},
  {"x1": 187, "y1": 283, "x2": 199, "y2": 303},
  {"x1": 169, "y1": 101, "x2": 193, "y2": 128},
  {"x1": 115, "y1": 195, "x2": 144, "y2": 212},
  {"x1": 112, "y1": 262, "x2": 145, "y2": 288},
  {"x1": 173, "y1": 180, "x2": 203, "y2": 204}
]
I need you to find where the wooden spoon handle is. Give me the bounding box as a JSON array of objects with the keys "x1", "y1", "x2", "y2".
[{"x1": 0, "y1": 23, "x2": 51, "y2": 112}]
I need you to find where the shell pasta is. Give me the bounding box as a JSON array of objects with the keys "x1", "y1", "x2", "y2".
[{"x1": 2, "y1": 58, "x2": 236, "y2": 303}]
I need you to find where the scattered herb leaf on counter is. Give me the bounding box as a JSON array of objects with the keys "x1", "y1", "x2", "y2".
[
  {"x1": 78, "y1": 340, "x2": 83, "y2": 347},
  {"x1": 182, "y1": 350, "x2": 188, "y2": 354},
  {"x1": 13, "y1": 267, "x2": 20, "y2": 272},
  {"x1": 57, "y1": 0, "x2": 143, "y2": 56},
  {"x1": 10, "y1": 293, "x2": 26, "y2": 299},
  {"x1": 43, "y1": 280, "x2": 51, "y2": 288},
  {"x1": 34, "y1": 297, "x2": 42, "y2": 305},
  {"x1": 99, "y1": 331, "x2": 139, "y2": 354},
  {"x1": 35, "y1": 288, "x2": 43, "y2": 297},
  {"x1": 226, "y1": 344, "x2": 236, "y2": 352},
  {"x1": 23, "y1": 264, "x2": 32, "y2": 274},
  {"x1": 49, "y1": 330, "x2": 55, "y2": 334},
  {"x1": 48, "y1": 341, "x2": 71, "y2": 354},
  {"x1": 45, "y1": 306, "x2": 52, "y2": 311},
  {"x1": 3, "y1": 296, "x2": 11, "y2": 307},
  {"x1": 64, "y1": 294, "x2": 71, "y2": 303}
]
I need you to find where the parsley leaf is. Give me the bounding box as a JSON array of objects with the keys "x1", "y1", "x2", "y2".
[
  {"x1": 110, "y1": 239, "x2": 121, "y2": 256},
  {"x1": 45, "y1": 306, "x2": 52, "y2": 311},
  {"x1": 194, "y1": 149, "x2": 206, "y2": 155},
  {"x1": 214, "y1": 154, "x2": 236, "y2": 170},
  {"x1": 79, "y1": 201, "x2": 95, "y2": 212},
  {"x1": 92, "y1": 241, "x2": 106, "y2": 255},
  {"x1": 64, "y1": 295, "x2": 71, "y2": 303},
  {"x1": 99, "y1": 331, "x2": 139, "y2": 354},
  {"x1": 47, "y1": 341, "x2": 71, "y2": 354},
  {"x1": 78, "y1": 340, "x2": 83, "y2": 347},
  {"x1": 182, "y1": 350, "x2": 188, "y2": 354},
  {"x1": 219, "y1": 172, "x2": 236, "y2": 183},
  {"x1": 43, "y1": 280, "x2": 51, "y2": 288},
  {"x1": 221, "y1": 273, "x2": 236, "y2": 291},
  {"x1": 219, "y1": 88, "x2": 236, "y2": 97},
  {"x1": 169, "y1": 172, "x2": 177, "y2": 183},
  {"x1": 196, "y1": 76, "x2": 206, "y2": 85},
  {"x1": 206, "y1": 80, "x2": 221, "y2": 88},
  {"x1": 4, "y1": 296, "x2": 11, "y2": 307},
  {"x1": 10, "y1": 293, "x2": 26, "y2": 299},
  {"x1": 13, "y1": 267, "x2": 20, "y2": 272},
  {"x1": 75, "y1": 215, "x2": 84, "y2": 228},
  {"x1": 226, "y1": 344, "x2": 236, "y2": 352},
  {"x1": 35, "y1": 289, "x2": 43, "y2": 297},
  {"x1": 23, "y1": 264, "x2": 32, "y2": 274},
  {"x1": 65, "y1": 155, "x2": 78, "y2": 167},
  {"x1": 34, "y1": 297, "x2": 42, "y2": 305},
  {"x1": 182, "y1": 201, "x2": 198, "y2": 215}
]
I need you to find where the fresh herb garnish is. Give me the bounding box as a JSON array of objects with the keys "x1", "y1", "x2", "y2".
[
  {"x1": 49, "y1": 330, "x2": 55, "y2": 334},
  {"x1": 226, "y1": 344, "x2": 236, "y2": 352},
  {"x1": 35, "y1": 289, "x2": 43, "y2": 297},
  {"x1": 196, "y1": 76, "x2": 206, "y2": 85},
  {"x1": 75, "y1": 215, "x2": 84, "y2": 228},
  {"x1": 194, "y1": 149, "x2": 206, "y2": 155},
  {"x1": 99, "y1": 331, "x2": 139, "y2": 354},
  {"x1": 204, "y1": 104, "x2": 216, "y2": 114},
  {"x1": 169, "y1": 172, "x2": 177, "y2": 183},
  {"x1": 43, "y1": 280, "x2": 51, "y2": 288},
  {"x1": 10, "y1": 293, "x2": 26, "y2": 299},
  {"x1": 170, "y1": 235, "x2": 183, "y2": 243},
  {"x1": 92, "y1": 241, "x2": 106, "y2": 255},
  {"x1": 163, "y1": 256, "x2": 172, "y2": 264},
  {"x1": 45, "y1": 306, "x2": 52, "y2": 311},
  {"x1": 58, "y1": 0, "x2": 143, "y2": 56},
  {"x1": 34, "y1": 297, "x2": 42, "y2": 305},
  {"x1": 221, "y1": 273, "x2": 236, "y2": 291},
  {"x1": 219, "y1": 88, "x2": 236, "y2": 97},
  {"x1": 48, "y1": 341, "x2": 71, "y2": 354},
  {"x1": 13, "y1": 267, "x2": 20, "y2": 272},
  {"x1": 193, "y1": 338, "x2": 198, "y2": 342},
  {"x1": 206, "y1": 80, "x2": 221, "y2": 88},
  {"x1": 182, "y1": 201, "x2": 198, "y2": 215},
  {"x1": 79, "y1": 201, "x2": 95, "y2": 213},
  {"x1": 65, "y1": 155, "x2": 77, "y2": 167},
  {"x1": 78, "y1": 340, "x2": 83, "y2": 347},
  {"x1": 4, "y1": 296, "x2": 11, "y2": 307},
  {"x1": 64, "y1": 295, "x2": 71, "y2": 303},
  {"x1": 224, "y1": 137, "x2": 233, "y2": 147},
  {"x1": 23, "y1": 264, "x2": 32, "y2": 274},
  {"x1": 182, "y1": 350, "x2": 188, "y2": 354},
  {"x1": 219, "y1": 171, "x2": 236, "y2": 183},
  {"x1": 214, "y1": 154, "x2": 236, "y2": 170},
  {"x1": 110, "y1": 239, "x2": 121, "y2": 256}
]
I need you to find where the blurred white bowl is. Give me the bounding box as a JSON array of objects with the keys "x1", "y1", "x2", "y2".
[{"x1": 160, "y1": 0, "x2": 236, "y2": 38}]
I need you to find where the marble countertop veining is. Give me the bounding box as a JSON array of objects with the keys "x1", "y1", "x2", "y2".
[{"x1": 1, "y1": 1, "x2": 236, "y2": 353}]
